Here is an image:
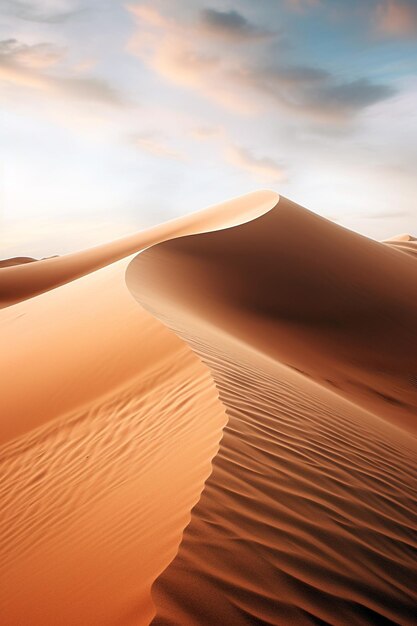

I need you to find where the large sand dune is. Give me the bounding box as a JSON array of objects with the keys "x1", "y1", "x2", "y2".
[{"x1": 1, "y1": 192, "x2": 416, "y2": 625}]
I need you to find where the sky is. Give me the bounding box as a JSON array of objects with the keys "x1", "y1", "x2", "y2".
[{"x1": 1, "y1": 0, "x2": 417, "y2": 257}]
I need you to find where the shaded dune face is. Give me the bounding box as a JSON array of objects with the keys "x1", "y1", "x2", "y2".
[
  {"x1": 0, "y1": 190, "x2": 278, "y2": 308},
  {"x1": 128, "y1": 197, "x2": 417, "y2": 432},
  {"x1": 126, "y1": 198, "x2": 417, "y2": 625}
]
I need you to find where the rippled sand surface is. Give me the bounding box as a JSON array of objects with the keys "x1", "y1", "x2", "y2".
[{"x1": 2, "y1": 192, "x2": 417, "y2": 625}]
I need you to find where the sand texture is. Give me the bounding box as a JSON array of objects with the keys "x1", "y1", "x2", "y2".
[{"x1": 1, "y1": 192, "x2": 416, "y2": 625}]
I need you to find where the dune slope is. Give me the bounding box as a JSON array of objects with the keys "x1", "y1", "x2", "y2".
[
  {"x1": 126, "y1": 197, "x2": 417, "y2": 625},
  {"x1": 0, "y1": 261, "x2": 227, "y2": 626},
  {"x1": 1, "y1": 192, "x2": 285, "y2": 625}
]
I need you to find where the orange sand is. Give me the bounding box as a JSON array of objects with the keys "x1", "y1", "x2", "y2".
[{"x1": 1, "y1": 192, "x2": 416, "y2": 625}]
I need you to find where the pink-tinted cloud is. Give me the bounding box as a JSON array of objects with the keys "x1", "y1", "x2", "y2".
[
  {"x1": 0, "y1": 38, "x2": 124, "y2": 105},
  {"x1": 375, "y1": 0, "x2": 417, "y2": 38},
  {"x1": 126, "y1": 5, "x2": 394, "y2": 122},
  {"x1": 130, "y1": 133, "x2": 185, "y2": 161},
  {"x1": 126, "y1": 6, "x2": 255, "y2": 113},
  {"x1": 226, "y1": 145, "x2": 287, "y2": 182}
]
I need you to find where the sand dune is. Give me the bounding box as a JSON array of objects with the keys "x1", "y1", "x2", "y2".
[
  {"x1": 127, "y1": 197, "x2": 417, "y2": 624},
  {"x1": 384, "y1": 234, "x2": 417, "y2": 259},
  {"x1": 128, "y1": 197, "x2": 417, "y2": 433},
  {"x1": 0, "y1": 260, "x2": 227, "y2": 625},
  {"x1": 0, "y1": 191, "x2": 278, "y2": 308},
  {"x1": 1, "y1": 192, "x2": 417, "y2": 625},
  {"x1": 0, "y1": 256, "x2": 37, "y2": 268}
]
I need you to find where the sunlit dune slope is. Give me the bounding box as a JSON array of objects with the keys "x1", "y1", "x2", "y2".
[
  {"x1": 0, "y1": 258, "x2": 229, "y2": 626},
  {"x1": 126, "y1": 196, "x2": 417, "y2": 625},
  {"x1": 1, "y1": 191, "x2": 282, "y2": 626}
]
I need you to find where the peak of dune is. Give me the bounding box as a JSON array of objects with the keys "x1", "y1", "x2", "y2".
[{"x1": 0, "y1": 191, "x2": 278, "y2": 308}]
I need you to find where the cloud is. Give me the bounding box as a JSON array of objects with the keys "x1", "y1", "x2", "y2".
[
  {"x1": 129, "y1": 133, "x2": 185, "y2": 161},
  {"x1": 285, "y1": 0, "x2": 321, "y2": 11},
  {"x1": 199, "y1": 8, "x2": 273, "y2": 41},
  {"x1": 307, "y1": 78, "x2": 396, "y2": 116},
  {"x1": 126, "y1": 6, "x2": 251, "y2": 112},
  {"x1": 1, "y1": 0, "x2": 82, "y2": 23},
  {"x1": 126, "y1": 5, "x2": 394, "y2": 122},
  {"x1": 0, "y1": 38, "x2": 124, "y2": 105},
  {"x1": 375, "y1": 0, "x2": 417, "y2": 38},
  {"x1": 0, "y1": 39, "x2": 64, "y2": 69},
  {"x1": 190, "y1": 125, "x2": 223, "y2": 140},
  {"x1": 226, "y1": 145, "x2": 287, "y2": 182},
  {"x1": 363, "y1": 209, "x2": 410, "y2": 219},
  {"x1": 229, "y1": 64, "x2": 394, "y2": 120}
]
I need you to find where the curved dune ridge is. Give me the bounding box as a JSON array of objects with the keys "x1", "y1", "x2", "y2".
[
  {"x1": 1, "y1": 191, "x2": 417, "y2": 625},
  {"x1": 0, "y1": 191, "x2": 278, "y2": 308},
  {"x1": 0, "y1": 193, "x2": 278, "y2": 625},
  {"x1": 126, "y1": 196, "x2": 417, "y2": 625}
]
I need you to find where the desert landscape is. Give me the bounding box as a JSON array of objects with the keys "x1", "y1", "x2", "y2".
[
  {"x1": 1, "y1": 191, "x2": 416, "y2": 625},
  {"x1": 2, "y1": 1, "x2": 417, "y2": 624}
]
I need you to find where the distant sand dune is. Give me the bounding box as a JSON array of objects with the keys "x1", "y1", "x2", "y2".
[
  {"x1": 384, "y1": 235, "x2": 417, "y2": 259},
  {"x1": 0, "y1": 256, "x2": 36, "y2": 268}
]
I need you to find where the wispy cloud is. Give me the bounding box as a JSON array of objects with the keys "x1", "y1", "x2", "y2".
[
  {"x1": 126, "y1": 4, "x2": 395, "y2": 122},
  {"x1": 198, "y1": 8, "x2": 273, "y2": 41},
  {"x1": 0, "y1": 38, "x2": 124, "y2": 105},
  {"x1": 1, "y1": 0, "x2": 83, "y2": 23},
  {"x1": 129, "y1": 132, "x2": 185, "y2": 161},
  {"x1": 226, "y1": 145, "x2": 287, "y2": 182}
]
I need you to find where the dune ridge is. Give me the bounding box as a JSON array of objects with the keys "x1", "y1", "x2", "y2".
[
  {"x1": 0, "y1": 191, "x2": 278, "y2": 308},
  {"x1": 126, "y1": 196, "x2": 417, "y2": 625},
  {"x1": 1, "y1": 192, "x2": 281, "y2": 625}
]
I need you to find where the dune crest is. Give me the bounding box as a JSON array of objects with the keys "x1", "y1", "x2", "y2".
[
  {"x1": 0, "y1": 191, "x2": 278, "y2": 308},
  {"x1": 126, "y1": 196, "x2": 417, "y2": 624},
  {"x1": 128, "y1": 196, "x2": 417, "y2": 432},
  {"x1": 0, "y1": 192, "x2": 280, "y2": 625}
]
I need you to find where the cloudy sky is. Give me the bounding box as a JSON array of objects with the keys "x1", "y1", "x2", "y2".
[{"x1": 1, "y1": 0, "x2": 417, "y2": 256}]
